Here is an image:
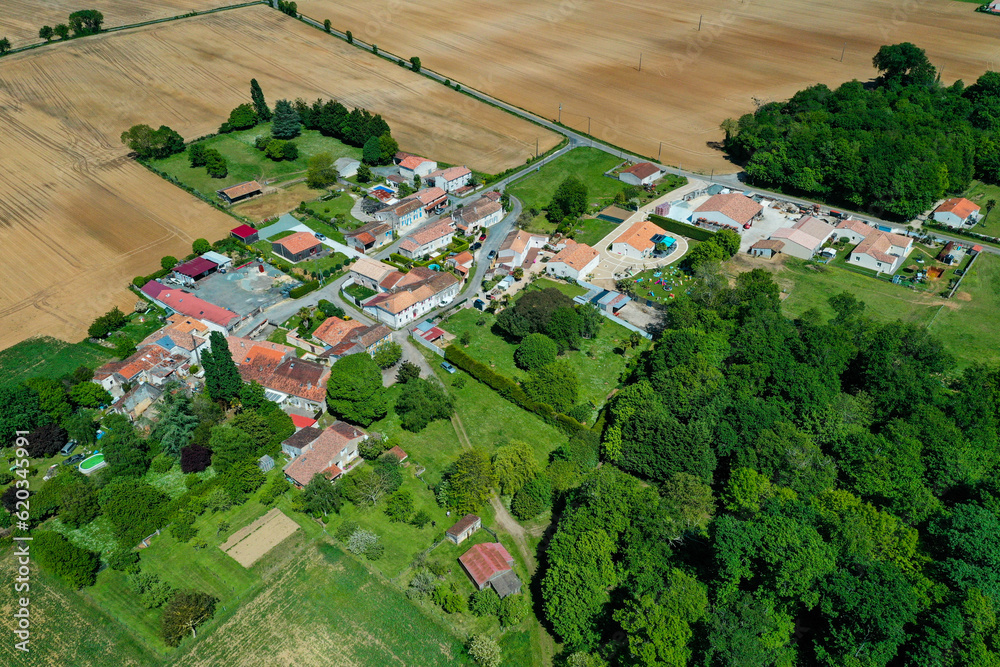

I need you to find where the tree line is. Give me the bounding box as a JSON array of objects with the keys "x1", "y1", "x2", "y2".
[
  {"x1": 529, "y1": 260, "x2": 1000, "y2": 666},
  {"x1": 723, "y1": 42, "x2": 1000, "y2": 219}
]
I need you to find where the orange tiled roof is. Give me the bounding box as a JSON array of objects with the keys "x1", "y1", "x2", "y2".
[{"x1": 273, "y1": 231, "x2": 321, "y2": 255}]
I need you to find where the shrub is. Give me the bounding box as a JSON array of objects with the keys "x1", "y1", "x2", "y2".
[
  {"x1": 289, "y1": 281, "x2": 320, "y2": 298},
  {"x1": 498, "y1": 593, "x2": 529, "y2": 627},
  {"x1": 33, "y1": 531, "x2": 99, "y2": 589},
  {"x1": 511, "y1": 475, "x2": 552, "y2": 520},
  {"x1": 468, "y1": 635, "x2": 501, "y2": 667},
  {"x1": 335, "y1": 520, "x2": 359, "y2": 542},
  {"x1": 469, "y1": 588, "x2": 501, "y2": 617},
  {"x1": 106, "y1": 548, "x2": 140, "y2": 574},
  {"x1": 515, "y1": 333, "x2": 558, "y2": 371},
  {"x1": 180, "y1": 444, "x2": 212, "y2": 473},
  {"x1": 347, "y1": 528, "x2": 378, "y2": 555},
  {"x1": 151, "y1": 455, "x2": 173, "y2": 474},
  {"x1": 411, "y1": 509, "x2": 432, "y2": 528},
  {"x1": 366, "y1": 541, "x2": 385, "y2": 561}
]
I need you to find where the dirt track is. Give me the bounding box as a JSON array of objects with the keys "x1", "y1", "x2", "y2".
[
  {"x1": 0, "y1": 5, "x2": 556, "y2": 350},
  {"x1": 300, "y1": 0, "x2": 1000, "y2": 173}
]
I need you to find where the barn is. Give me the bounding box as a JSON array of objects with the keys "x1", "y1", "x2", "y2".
[
  {"x1": 173, "y1": 257, "x2": 218, "y2": 281},
  {"x1": 218, "y1": 180, "x2": 263, "y2": 205},
  {"x1": 272, "y1": 232, "x2": 322, "y2": 263},
  {"x1": 230, "y1": 224, "x2": 260, "y2": 244}
]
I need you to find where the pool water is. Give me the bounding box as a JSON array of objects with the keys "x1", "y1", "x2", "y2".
[{"x1": 79, "y1": 453, "x2": 105, "y2": 471}]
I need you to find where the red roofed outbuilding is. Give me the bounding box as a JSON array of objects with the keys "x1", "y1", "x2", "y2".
[
  {"x1": 230, "y1": 224, "x2": 259, "y2": 244},
  {"x1": 458, "y1": 542, "x2": 522, "y2": 597}
]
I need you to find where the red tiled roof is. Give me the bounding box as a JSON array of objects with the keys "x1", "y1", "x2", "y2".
[
  {"x1": 355, "y1": 232, "x2": 376, "y2": 245},
  {"x1": 230, "y1": 224, "x2": 258, "y2": 239},
  {"x1": 312, "y1": 316, "x2": 367, "y2": 347},
  {"x1": 613, "y1": 220, "x2": 668, "y2": 253},
  {"x1": 695, "y1": 193, "x2": 763, "y2": 225},
  {"x1": 174, "y1": 257, "x2": 217, "y2": 277},
  {"x1": 414, "y1": 187, "x2": 447, "y2": 206},
  {"x1": 400, "y1": 155, "x2": 432, "y2": 170},
  {"x1": 386, "y1": 445, "x2": 408, "y2": 462},
  {"x1": 550, "y1": 242, "x2": 599, "y2": 271},
  {"x1": 751, "y1": 239, "x2": 785, "y2": 251},
  {"x1": 219, "y1": 180, "x2": 262, "y2": 199},
  {"x1": 621, "y1": 162, "x2": 662, "y2": 180},
  {"x1": 459, "y1": 542, "x2": 514, "y2": 587},
  {"x1": 273, "y1": 231, "x2": 321, "y2": 255},
  {"x1": 156, "y1": 287, "x2": 238, "y2": 328},
  {"x1": 290, "y1": 414, "x2": 317, "y2": 429},
  {"x1": 935, "y1": 197, "x2": 980, "y2": 219},
  {"x1": 329, "y1": 421, "x2": 366, "y2": 442}
]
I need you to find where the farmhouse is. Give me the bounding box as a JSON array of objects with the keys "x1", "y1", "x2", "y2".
[
  {"x1": 932, "y1": 197, "x2": 980, "y2": 228},
  {"x1": 446, "y1": 514, "x2": 482, "y2": 545},
  {"x1": 446, "y1": 250, "x2": 474, "y2": 277},
  {"x1": 618, "y1": 161, "x2": 664, "y2": 186},
  {"x1": 374, "y1": 197, "x2": 426, "y2": 231},
  {"x1": 546, "y1": 240, "x2": 600, "y2": 280},
  {"x1": 94, "y1": 346, "x2": 189, "y2": 398},
  {"x1": 109, "y1": 382, "x2": 164, "y2": 422},
  {"x1": 694, "y1": 193, "x2": 762, "y2": 228},
  {"x1": 272, "y1": 231, "x2": 322, "y2": 263},
  {"x1": 458, "y1": 542, "x2": 522, "y2": 598},
  {"x1": 398, "y1": 219, "x2": 456, "y2": 259},
  {"x1": 363, "y1": 268, "x2": 460, "y2": 328},
  {"x1": 228, "y1": 337, "x2": 329, "y2": 410},
  {"x1": 611, "y1": 220, "x2": 674, "y2": 259},
  {"x1": 426, "y1": 166, "x2": 472, "y2": 192},
  {"x1": 768, "y1": 216, "x2": 835, "y2": 259},
  {"x1": 312, "y1": 316, "x2": 393, "y2": 361},
  {"x1": 141, "y1": 281, "x2": 240, "y2": 332},
  {"x1": 596, "y1": 205, "x2": 633, "y2": 224},
  {"x1": 454, "y1": 196, "x2": 504, "y2": 235},
  {"x1": 230, "y1": 224, "x2": 259, "y2": 244},
  {"x1": 283, "y1": 422, "x2": 367, "y2": 488},
  {"x1": 497, "y1": 229, "x2": 547, "y2": 268},
  {"x1": 413, "y1": 186, "x2": 449, "y2": 213},
  {"x1": 349, "y1": 255, "x2": 396, "y2": 292},
  {"x1": 218, "y1": 180, "x2": 263, "y2": 205},
  {"x1": 847, "y1": 229, "x2": 913, "y2": 274},
  {"x1": 138, "y1": 320, "x2": 209, "y2": 365},
  {"x1": 398, "y1": 155, "x2": 437, "y2": 183},
  {"x1": 749, "y1": 239, "x2": 784, "y2": 259},
  {"x1": 345, "y1": 221, "x2": 393, "y2": 253}
]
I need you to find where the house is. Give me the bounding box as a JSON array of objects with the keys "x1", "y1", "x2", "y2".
[
  {"x1": 832, "y1": 218, "x2": 877, "y2": 244},
  {"x1": 694, "y1": 193, "x2": 762, "y2": 228},
  {"x1": 333, "y1": 157, "x2": 360, "y2": 178},
  {"x1": 932, "y1": 197, "x2": 980, "y2": 228},
  {"x1": 109, "y1": 382, "x2": 163, "y2": 421},
  {"x1": 94, "y1": 346, "x2": 189, "y2": 397},
  {"x1": 458, "y1": 542, "x2": 522, "y2": 598},
  {"x1": 546, "y1": 240, "x2": 599, "y2": 280},
  {"x1": 426, "y1": 166, "x2": 472, "y2": 192},
  {"x1": 385, "y1": 445, "x2": 408, "y2": 463},
  {"x1": 363, "y1": 270, "x2": 461, "y2": 328},
  {"x1": 141, "y1": 281, "x2": 240, "y2": 332},
  {"x1": 200, "y1": 251, "x2": 233, "y2": 270},
  {"x1": 374, "y1": 197, "x2": 426, "y2": 231},
  {"x1": 611, "y1": 220, "x2": 674, "y2": 259},
  {"x1": 172, "y1": 257, "x2": 218, "y2": 283},
  {"x1": 454, "y1": 196, "x2": 503, "y2": 235},
  {"x1": 345, "y1": 221, "x2": 393, "y2": 254},
  {"x1": 398, "y1": 155, "x2": 437, "y2": 183},
  {"x1": 138, "y1": 322, "x2": 209, "y2": 365},
  {"x1": 413, "y1": 186, "x2": 449, "y2": 213},
  {"x1": 446, "y1": 514, "x2": 482, "y2": 545},
  {"x1": 446, "y1": 250, "x2": 474, "y2": 277},
  {"x1": 281, "y1": 425, "x2": 322, "y2": 458},
  {"x1": 230, "y1": 224, "x2": 259, "y2": 244},
  {"x1": 312, "y1": 316, "x2": 393, "y2": 361},
  {"x1": 258, "y1": 455, "x2": 275, "y2": 473},
  {"x1": 228, "y1": 337, "x2": 329, "y2": 410},
  {"x1": 749, "y1": 239, "x2": 784, "y2": 259},
  {"x1": 282, "y1": 421, "x2": 367, "y2": 488},
  {"x1": 497, "y1": 230, "x2": 547, "y2": 268},
  {"x1": 989, "y1": 0, "x2": 1000, "y2": 12},
  {"x1": 619, "y1": 161, "x2": 664, "y2": 186},
  {"x1": 272, "y1": 232, "x2": 322, "y2": 263},
  {"x1": 349, "y1": 256, "x2": 396, "y2": 292},
  {"x1": 847, "y1": 229, "x2": 913, "y2": 274},
  {"x1": 218, "y1": 180, "x2": 263, "y2": 205},
  {"x1": 398, "y1": 219, "x2": 456, "y2": 259},
  {"x1": 596, "y1": 205, "x2": 633, "y2": 224},
  {"x1": 768, "y1": 216, "x2": 835, "y2": 259}
]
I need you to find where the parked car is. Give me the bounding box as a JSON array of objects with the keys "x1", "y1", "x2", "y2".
[
  {"x1": 441, "y1": 362, "x2": 457, "y2": 374},
  {"x1": 488, "y1": 250, "x2": 497, "y2": 259},
  {"x1": 470, "y1": 242, "x2": 482, "y2": 251},
  {"x1": 479, "y1": 234, "x2": 487, "y2": 241},
  {"x1": 314, "y1": 233, "x2": 326, "y2": 240},
  {"x1": 63, "y1": 454, "x2": 86, "y2": 466},
  {"x1": 59, "y1": 440, "x2": 78, "y2": 457}
]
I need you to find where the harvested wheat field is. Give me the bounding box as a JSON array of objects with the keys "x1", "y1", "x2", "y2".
[
  {"x1": 221, "y1": 508, "x2": 301, "y2": 568},
  {"x1": 301, "y1": 0, "x2": 1000, "y2": 173},
  {"x1": 0, "y1": 5, "x2": 555, "y2": 350},
  {"x1": 0, "y1": 0, "x2": 233, "y2": 47}
]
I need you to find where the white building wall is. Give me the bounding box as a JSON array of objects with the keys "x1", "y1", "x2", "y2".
[
  {"x1": 695, "y1": 211, "x2": 740, "y2": 228},
  {"x1": 611, "y1": 242, "x2": 647, "y2": 259},
  {"x1": 932, "y1": 211, "x2": 963, "y2": 228}
]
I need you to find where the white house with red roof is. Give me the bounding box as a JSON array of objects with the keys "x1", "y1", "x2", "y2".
[
  {"x1": 398, "y1": 155, "x2": 437, "y2": 183},
  {"x1": 398, "y1": 219, "x2": 456, "y2": 259},
  {"x1": 618, "y1": 162, "x2": 664, "y2": 187},
  {"x1": 932, "y1": 198, "x2": 980, "y2": 228},
  {"x1": 426, "y1": 166, "x2": 472, "y2": 192},
  {"x1": 694, "y1": 193, "x2": 763, "y2": 228},
  {"x1": 454, "y1": 196, "x2": 504, "y2": 235},
  {"x1": 848, "y1": 229, "x2": 913, "y2": 274},
  {"x1": 546, "y1": 240, "x2": 600, "y2": 280},
  {"x1": 374, "y1": 197, "x2": 426, "y2": 231},
  {"x1": 282, "y1": 421, "x2": 368, "y2": 487}
]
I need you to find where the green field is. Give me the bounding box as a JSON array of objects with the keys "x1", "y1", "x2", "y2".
[
  {"x1": 150, "y1": 124, "x2": 362, "y2": 199},
  {"x1": 571, "y1": 217, "x2": 620, "y2": 246},
  {"x1": 438, "y1": 305, "x2": 647, "y2": 413},
  {"x1": 0, "y1": 336, "x2": 113, "y2": 387},
  {"x1": 961, "y1": 180, "x2": 1000, "y2": 236},
  {"x1": 927, "y1": 252, "x2": 1000, "y2": 369},
  {"x1": 524, "y1": 276, "x2": 589, "y2": 299},
  {"x1": 508, "y1": 147, "x2": 625, "y2": 213}
]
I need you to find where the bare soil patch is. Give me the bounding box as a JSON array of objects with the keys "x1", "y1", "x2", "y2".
[
  {"x1": 301, "y1": 0, "x2": 1000, "y2": 173},
  {"x1": 234, "y1": 183, "x2": 324, "y2": 223},
  {"x1": 0, "y1": 6, "x2": 556, "y2": 350},
  {"x1": 221, "y1": 508, "x2": 300, "y2": 568}
]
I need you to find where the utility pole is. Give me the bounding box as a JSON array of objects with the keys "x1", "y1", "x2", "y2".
[
  {"x1": 698, "y1": 15, "x2": 703, "y2": 31},
  {"x1": 840, "y1": 42, "x2": 846, "y2": 63},
  {"x1": 658, "y1": 141, "x2": 663, "y2": 161},
  {"x1": 558, "y1": 103, "x2": 562, "y2": 124},
  {"x1": 638, "y1": 52, "x2": 642, "y2": 72}
]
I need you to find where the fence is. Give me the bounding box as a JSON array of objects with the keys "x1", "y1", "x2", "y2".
[
  {"x1": 409, "y1": 331, "x2": 445, "y2": 357},
  {"x1": 947, "y1": 250, "x2": 980, "y2": 299}
]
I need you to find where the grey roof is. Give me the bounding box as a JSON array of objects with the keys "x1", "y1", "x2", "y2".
[
  {"x1": 258, "y1": 455, "x2": 275, "y2": 472},
  {"x1": 490, "y1": 570, "x2": 522, "y2": 598}
]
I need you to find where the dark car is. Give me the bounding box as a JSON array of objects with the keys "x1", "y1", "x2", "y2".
[
  {"x1": 488, "y1": 250, "x2": 497, "y2": 259},
  {"x1": 63, "y1": 453, "x2": 86, "y2": 466},
  {"x1": 470, "y1": 242, "x2": 482, "y2": 251}
]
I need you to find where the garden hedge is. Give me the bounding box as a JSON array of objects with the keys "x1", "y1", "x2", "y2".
[
  {"x1": 647, "y1": 214, "x2": 717, "y2": 242},
  {"x1": 289, "y1": 280, "x2": 320, "y2": 298}
]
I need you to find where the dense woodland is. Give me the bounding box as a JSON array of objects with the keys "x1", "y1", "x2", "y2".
[
  {"x1": 723, "y1": 43, "x2": 1000, "y2": 219},
  {"x1": 541, "y1": 265, "x2": 1000, "y2": 666}
]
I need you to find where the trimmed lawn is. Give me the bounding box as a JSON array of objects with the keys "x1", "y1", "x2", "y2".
[
  {"x1": 628, "y1": 263, "x2": 696, "y2": 305},
  {"x1": 305, "y1": 192, "x2": 359, "y2": 224},
  {"x1": 572, "y1": 217, "x2": 619, "y2": 246},
  {"x1": 301, "y1": 217, "x2": 347, "y2": 245},
  {"x1": 524, "y1": 276, "x2": 589, "y2": 299},
  {"x1": 927, "y1": 252, "x2": 1000, "y2": 369},
  {"x1": 0, "y1": 336, "x2": 113, "y2": 387},
  {"x1": 269, "y1": 229, "x2": 296, "y2": 241},
  {"x1": 962, "y1": 180, "x2": 1000, "y2": 236},
  {"x1": 508, "y1": 147, "x2": 625, "y2": 212},
  {"x1": 345, "y1": 283, "x2": 378, "y2": 301},
  {"x1": 777, "y1": 257, "x2": 943, "y2": 327},
  {"x1": 149, "y1": 125, "x2": 362, "y2": 199}
]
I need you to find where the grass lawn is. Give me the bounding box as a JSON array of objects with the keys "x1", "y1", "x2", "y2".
[
  {"x1": 962, "y1": 180, "x2": 1000, "y2": 236},
  {"x1": 267, "y1": 327, "x2": 290, "y2": 345},
  {"x1": 301, "y1": 217, "x2": 347, "y2": 245},
  {"x1": 305, "y1": 192, "x2": 359, "y2": 224},
  {"x1": 776, "y1": 257, "x2": 944, "y2": 327},
  {"x1": 437, "y1": 306, "x2": 645, "y2": 413},
  {"x1": 0, "y1": 336, "x2": 113, "y2": 387},
  {"x1": 524, "y1": 276, "x2": 589, "y2": 299},
  {"x1": 269, "y1": 229, "x2": 296, "y2": 241},
  {"x1": 149, "y1": 124, "x2": 362, "y2": 199},
  {"x1": 508, "y1": 147, "x2": 625, "y2": 213},
  {"x1": 628, "y1": 263, "x2": 696, "y2": 305},
  {"x1": 345, "y1": 283, "x2": 378, "y2": 301},
  {"x1": 571, "y1": 217, "x2": 620, "y2": 246},
  {"x1": 927, "y1": 252, "x2": 1000, "y2": 369},
  {"x1": 296, "y1": 252, "x2": 349, "y2": 276}
]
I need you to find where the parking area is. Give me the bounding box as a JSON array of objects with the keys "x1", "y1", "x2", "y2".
[{"x1": 192, "y1": 262, "x2": 291, "y2": 317}]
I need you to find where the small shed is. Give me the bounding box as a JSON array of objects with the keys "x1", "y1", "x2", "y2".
[
  {"x1": 218, "y1": 180, "x2": 263, "y2": 204},
  {"x1": 446, "y1": 514, "x2": 482, "y2": 545},
  {"x1": 258, "y1": 455, "x2": 275, "y2": 473},
  {"x1": 490, "y1": 570, "x2": 523, "y2": 599},
  {"x1": 230, "y1": 224, "x2": 260, "y2": 244},
  {"x1": 201, "y1": 251, "x2": 233, "y2": 270},
  {"x1": 750, "y1": 239, "x2": 784, "y2": 259},
  {"x1": 385, "y1": 445, "x2": 408, "y2": 463}
]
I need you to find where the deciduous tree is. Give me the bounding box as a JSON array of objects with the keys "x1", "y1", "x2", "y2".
[
  {"x1": 325, "y1": 353, "x2": 388, "y2": 426},
  {"x1": 161, "y1": 590, "x2": 217, "y2": 646}
]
